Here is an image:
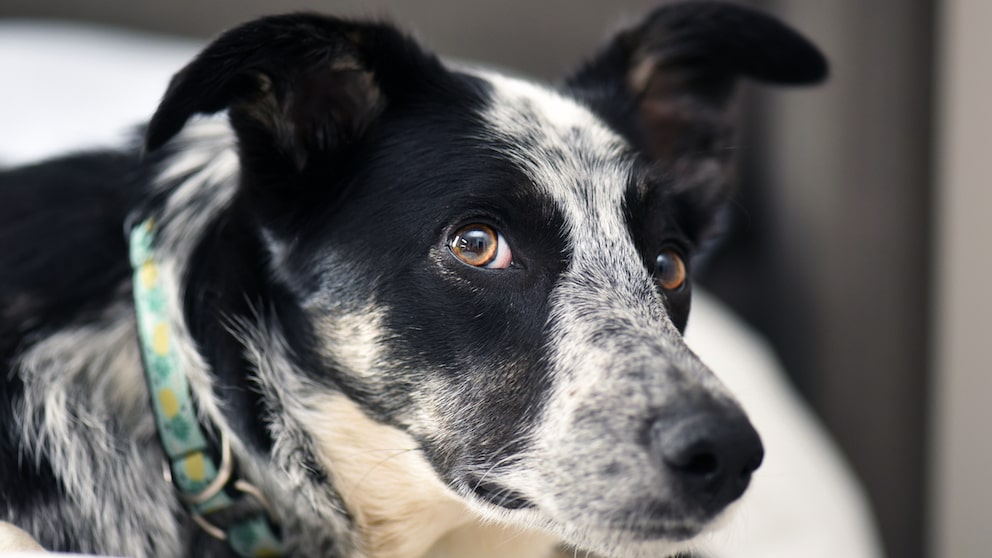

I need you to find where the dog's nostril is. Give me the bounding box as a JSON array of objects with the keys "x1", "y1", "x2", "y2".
[
  {"x1": 680, "y1": 449, "x2": 720, "y2": 477},
  {"x1": 665, "y1": 441, "x2": 721, "y2": 478}
]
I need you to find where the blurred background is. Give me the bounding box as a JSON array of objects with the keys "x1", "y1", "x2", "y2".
[{"x1": 0, "y1": 1, "x2": 988, "y2": 557}]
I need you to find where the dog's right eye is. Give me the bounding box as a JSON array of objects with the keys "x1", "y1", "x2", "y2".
[{"x1": 450, "y1": 224, "x2": 513, "y2": 269}]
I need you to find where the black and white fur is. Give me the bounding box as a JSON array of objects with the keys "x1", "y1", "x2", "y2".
[{"x1": 0, "y1": 3, "x2": 826, "y2": 557}]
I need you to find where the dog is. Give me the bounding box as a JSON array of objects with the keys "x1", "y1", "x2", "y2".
[{"x1": 0, "y1": 3, "x2": 826, "y2": 557}]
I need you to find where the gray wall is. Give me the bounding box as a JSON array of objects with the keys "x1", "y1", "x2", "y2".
[{"x1": 931, "y1": 1, "x2": 992, "y2": 557}]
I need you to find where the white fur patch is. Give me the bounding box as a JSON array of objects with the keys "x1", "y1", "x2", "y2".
[
  {"x1": 303, "y1": 392, "x2": 559, "y2": 558},
  {"x1": 310, "y1": 303, "x2": 388, "y2": 382}
]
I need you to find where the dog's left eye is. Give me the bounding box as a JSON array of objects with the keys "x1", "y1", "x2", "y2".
[
  {"x1": 655, "y1": 249, "x2": 687, "y2": 292},
  {"x1": 450, "y1": 224, "x2": 513, "y2": 269}
]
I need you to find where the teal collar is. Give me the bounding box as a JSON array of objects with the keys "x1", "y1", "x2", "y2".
[{"x1": 130, "y1": 218, "x2": 283, "y2": 557}]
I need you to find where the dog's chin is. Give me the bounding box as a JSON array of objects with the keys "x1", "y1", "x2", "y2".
[
  {"x1": 566, "y1": 514, "x2": 705, "y2": 555},
  {"x1": 556, "y1": 498, "x2": 755, "y2": 558},
  {"x1": 460, "y1": 483, "x2": 723, "y2": 558},
  {"x1": 547, "y1": 513, "x2": 722, "y2": 558}
]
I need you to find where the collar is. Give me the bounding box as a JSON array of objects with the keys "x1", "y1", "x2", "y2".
[{"x1": 129, "y1": 218, "x2": 283, "y2": 557}]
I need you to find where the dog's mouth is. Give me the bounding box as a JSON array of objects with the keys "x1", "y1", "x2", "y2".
[
  {"x1": 465, "y1": 477, "x2": 534, "y2": 510},
  {"x1": 607, "y1": 518, "x2": 704, "y2": 542}
]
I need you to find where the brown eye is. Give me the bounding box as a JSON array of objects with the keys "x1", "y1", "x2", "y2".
[
  {"x1": 655, "y1": 249, "x2": 686, "y2": 291},
  {"x1": 450, "y1": 224, "x2": 513, "y2": 269}
]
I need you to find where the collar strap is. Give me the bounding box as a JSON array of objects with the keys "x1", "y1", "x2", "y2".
[{"x1": 130, "y1": 218, "x2": 283, "y2": 557}]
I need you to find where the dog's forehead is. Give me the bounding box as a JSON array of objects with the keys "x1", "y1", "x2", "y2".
[{"x1": 470, "y1": 70, "x2": 636, "y2": 246}]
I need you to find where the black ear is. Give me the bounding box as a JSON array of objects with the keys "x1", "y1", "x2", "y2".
[
  {"x1": 566, "y1": 1, "x2": 827, "y2": 241},
  {"x1": 146, "y1": 14, "x2": 438, "y2": 172}
]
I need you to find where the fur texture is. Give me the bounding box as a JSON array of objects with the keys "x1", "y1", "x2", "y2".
[{"x1": 0, "y1": 3, "x2": 826, "y2": 557}]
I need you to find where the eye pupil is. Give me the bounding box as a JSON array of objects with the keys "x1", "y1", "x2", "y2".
[
  {"x1": 460, "y1": 232, "x2": 489, "y2": 253},
  {"x1": 452, "y1": 225, "x2": 498, "y2": 266},
  {"x1": 655, "y1": 250, "x2": 686, "y2": 291}
]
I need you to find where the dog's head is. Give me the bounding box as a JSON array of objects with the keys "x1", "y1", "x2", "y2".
[{"x1": 145, "y1": 3, "x2": 825, "y2": 556}]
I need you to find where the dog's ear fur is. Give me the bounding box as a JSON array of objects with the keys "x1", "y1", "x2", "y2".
[
  {"x1": 146, "y1": 14, "x2": 439, "y2": 173},
  {"x1": 566, "y1": 1, "x2": 827, "y2": 243}
]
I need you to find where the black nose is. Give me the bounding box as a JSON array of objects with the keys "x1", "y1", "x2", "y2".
[{"x1": 651, "y1": 409, "x2": 764, "y2": 514}]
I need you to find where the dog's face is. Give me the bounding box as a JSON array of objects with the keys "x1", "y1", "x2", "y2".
[{"x1": 147, "y1": 4, "x2": 824, "y2": 557}]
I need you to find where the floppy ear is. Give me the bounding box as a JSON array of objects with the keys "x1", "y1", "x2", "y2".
[
  {"x1": 566, "y1": 1, "x2": 827, "y2": 242},
  {"x1": 146, "y1": 14, "x2": 439, "y2": 174}
]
